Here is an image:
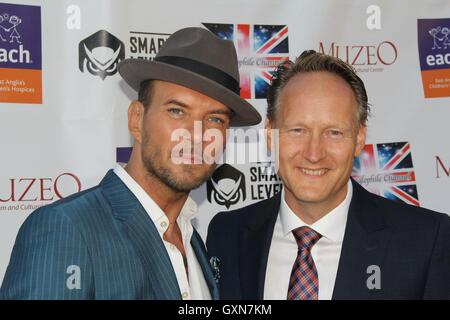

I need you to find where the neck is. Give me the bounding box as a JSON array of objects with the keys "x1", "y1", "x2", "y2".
[
  {"x1": 124, "y1": 150, "x2": 188, "y2": 225},
  {"x1": 283, "y1": 184, "x2": 348, "y2": 225}
]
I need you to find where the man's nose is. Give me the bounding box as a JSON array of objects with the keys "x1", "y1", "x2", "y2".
[{"x1": 302, "y1": 133, "x2": 326, "y2": 163}]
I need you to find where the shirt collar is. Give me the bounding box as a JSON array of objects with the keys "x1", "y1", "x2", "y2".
[
  {"x1": 279, "y1": 180, "x2": 352, "y2": 243},
  {"x1": 113, "y1": 164, "x2": 198, "y2": 234}
]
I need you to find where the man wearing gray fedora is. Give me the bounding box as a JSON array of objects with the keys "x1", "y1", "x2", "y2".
[{"x1": 1, "y1": 27, "x2": 261, "y2": 300}]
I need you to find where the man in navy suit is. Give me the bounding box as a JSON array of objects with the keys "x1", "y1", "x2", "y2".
[
  {"x1": 207, "y1": 50, "x2": 450, "y2": 300},
  {"x1": 0, "y1": 27, "x2": 261, "y2": 299}
]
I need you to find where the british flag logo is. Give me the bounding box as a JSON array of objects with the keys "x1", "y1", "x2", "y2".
[
  {"x1": 203, "y1": 23, "x2": 289, "y2": 99},
  {"x1": 352, "y1": 142, "x2": 420, "y2": 206}
]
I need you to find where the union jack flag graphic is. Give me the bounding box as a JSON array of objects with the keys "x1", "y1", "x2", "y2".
[
  {"x1": 352, "y1": 142, "x2": 420, "y2": 206},
  {"x1": 203, "y1": 23, "x2": 289, "y2": 99}
]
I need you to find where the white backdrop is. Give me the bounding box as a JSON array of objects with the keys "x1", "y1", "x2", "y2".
[{"x1": 1, "y1": 0, "x2": 449, "y2": 285}]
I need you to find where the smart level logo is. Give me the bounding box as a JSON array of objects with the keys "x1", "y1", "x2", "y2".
[
  {"x1": 207, "y1": 164, "x2": 247, "y2": 209},
  {"x1": 128, "y1": 30, "x2": 170, "y2": 60},
  {"x1": 203, "y1": 23, "x2": 289, "y2": 99},
  {"x1": 352, "y1": 142, "x2": 420, "y2": 206},
  {"x1": 0, "y1": 2, "x2": 42, "y2": 104},
  {"x1": 418, "y1": 18, "x2": 450, "y2": 98},
  {"x1": 79, "y1": 30, "x2": 125, "y2": 80},
  {"x1": 207, "y1": 163, "x2": 282, "y2": 210}
]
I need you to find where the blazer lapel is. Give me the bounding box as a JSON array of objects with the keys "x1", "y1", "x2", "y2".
[
  {"x1": 332, "y1": 179, "x2": 391, "y2": 300},
  {"x1": 239, "y1": 193, "x2": 281, "y2": 300},
  {"x1": 100, "y1": 170, "x2": 181, "y2": 300},
  {"x1": 191, "y1": 229, "x2": 220, "y2": 300}
]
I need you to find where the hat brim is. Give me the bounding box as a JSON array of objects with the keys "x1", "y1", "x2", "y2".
[{"x1": 118, "y1": 59, "x2": 262, "y2": 127}]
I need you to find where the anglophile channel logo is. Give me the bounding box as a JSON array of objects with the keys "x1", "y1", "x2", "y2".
[
  {"x1": 352, "y1": 142, "x2": 420, "y2": 206},
  {"x1": 418, "y1": 18, "x2": 450, "y2": 98},
  {"x1": 79, "y1": 30, "x2": 125, "y2": 80},
  {"x1": 0, "y1": 2, "x2": 42, "y2": 104},
  {"x1": 203, "y1": 23, "x2": 289, "y2": 99}
]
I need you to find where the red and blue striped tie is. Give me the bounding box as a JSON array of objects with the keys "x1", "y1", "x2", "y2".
[{"x1": 287, "y1": 226, "x2": 322, "y2": 300}]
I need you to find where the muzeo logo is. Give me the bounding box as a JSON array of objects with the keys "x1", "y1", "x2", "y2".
[
  {"x1": 436, "y1": 155, "x2": 449, "y2": 179},
  {"x1": 0, "y1": 173, "x2": 81, "y2": 212},
  {"x1": 318, "y1": 40, "x2": 398, "y2": 73},
  {"x1": 79, "y1": 29, "x2": 125, "y2": 80},
  {"x1": 418, "y1": 18, "x2": 450, "y2": 98}
]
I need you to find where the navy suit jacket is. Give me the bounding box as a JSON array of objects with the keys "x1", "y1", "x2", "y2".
[
  {"x1": 207, "y1": 179, "x2": 450, "y2": 299},
  {"x1": 1, "y1": 170, "x2": 219, "y2": 300}
]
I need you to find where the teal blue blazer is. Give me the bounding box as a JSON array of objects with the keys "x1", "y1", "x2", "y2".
[{"x1": 0, "y1": 170, "x2": 219, "y2": 300}]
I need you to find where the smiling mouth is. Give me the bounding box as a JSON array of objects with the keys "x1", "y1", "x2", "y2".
[{"x1": 299, "y1": 168, "x2": 329, "y2": 176}]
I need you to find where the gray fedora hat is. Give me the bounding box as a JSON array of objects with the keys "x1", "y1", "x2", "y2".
[{"x1": 118, "y1": 27, "x2": 261, "y2": 127}]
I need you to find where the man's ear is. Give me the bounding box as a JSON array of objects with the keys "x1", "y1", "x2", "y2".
[
  {"x1": 128, "y1": 100, "x2": 145, "y2": 144},
  {"x1": 354, "y1": 124, "x2": 367, "y2": 157},
  {"x1": 265, "y1": 117, "x2": 274, "y2": 152}
]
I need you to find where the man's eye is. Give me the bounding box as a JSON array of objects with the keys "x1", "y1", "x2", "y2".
[
  {"x1": 168, "y1": 108, "x2": 184, "y2": 116},
  {"x1": 208, "y1": 116, "x2": 225, "y2": 124},
  {"x1": 326, "y1": 129, "x2": 344, "y2": 138},
  {"x1": 289, "y1": 128, "x2": 306, "y2": 135}
]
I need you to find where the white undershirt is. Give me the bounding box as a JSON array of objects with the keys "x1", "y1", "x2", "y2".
[
  {"x1": 264, "y1": 181, "x2": 352, "y2": 300},
  {"x1": 113, "y1": 164, "x2": 211, "y2": 300}
]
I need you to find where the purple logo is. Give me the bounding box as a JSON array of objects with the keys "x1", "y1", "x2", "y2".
[
  {"x1": 0, "y1": 2, "x2": 41, "y2": 70},
  {"x1": 417, "y1": 18, "x2": 450, "y2": 98},
  {"x1": 418, "y1": 18, "x2": 450, "y2": 72},
  {"x1": 116, "y1": 147, "x2": 132, "y2": 164}
]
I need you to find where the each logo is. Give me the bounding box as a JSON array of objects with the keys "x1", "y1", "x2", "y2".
[
  {"x1": 0, "y1": 2, "x2": 42, "y2": 104},
  {"x1": 352, "y1": 142, "x2": 419, "y2": 206},
  {"x1": 79, "y1": 30, "x2": 125, "y2": 80},
  {"x1": 0, "y1": 12, "x2": 22, "y2": 44},
  {"x1": 207, "y1": 164, "x2": 246, "y2": 209},
  {"x1": 203, "y1": 23, "x2": 289, "y2": 99},
  {"x1": 418, "y1": 18, "x2": 450, "y2": 98}
]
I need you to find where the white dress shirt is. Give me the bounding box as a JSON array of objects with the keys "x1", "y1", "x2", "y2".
[
  {"x1": 264, "y1": 180, "x2": 352, "y2": 300},
  {"x1": 113, "y1": 164, "x2": 211, "y2": 300}
]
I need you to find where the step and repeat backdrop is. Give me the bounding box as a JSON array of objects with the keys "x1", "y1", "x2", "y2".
[{"x1": 0, "y1": 0, "x2": 449, "y2": 284}]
